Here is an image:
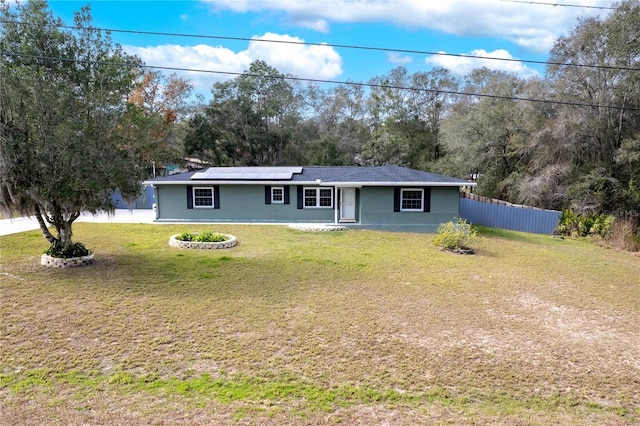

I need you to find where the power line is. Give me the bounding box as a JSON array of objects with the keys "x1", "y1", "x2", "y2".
[
  {"x1": 500, "y1": 0, "x2": 616, "y2": 9},
  {"x1": 1, "y1": 19, "x2": 639, "y2": 73},
  {"x1": 3, "y1": 51, "x2": 638, "y2": 111}
]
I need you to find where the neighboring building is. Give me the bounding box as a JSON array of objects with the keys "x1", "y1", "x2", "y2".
[{"x1": 144, "y1": 165, "x2": 475, "y2": 232}]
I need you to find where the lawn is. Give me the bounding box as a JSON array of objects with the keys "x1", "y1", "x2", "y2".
[{"x1": 1, "y1": 223, "x2": 639, "y2": 425}]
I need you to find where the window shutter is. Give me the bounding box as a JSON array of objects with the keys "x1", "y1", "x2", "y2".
[
  {"x1": 213, "y1": 185, "x2": 220, "y2": 209},
  {"x1": 265, "y1": 185, "x2": 271, "y2": 204},
  {"x1": 393, "y1": 188, "x2": 401, "y2": 212},
  {"x1": 284, "y1": 186, "x2": 290, "y2": 205},
  {"x1": 423, "y1": 187, "x2": 431, "y2": 212},
  {"x1": 297, "y1": 186, "x2": 303, "y2": 209},
  {"x1": 187, "y1": 185, "x2": 193, "y2": 209}
]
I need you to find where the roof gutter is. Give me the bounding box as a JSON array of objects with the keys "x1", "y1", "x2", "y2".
[
  {"x1": 143, "y1": 180, "x2": 316, "y2": 186},
  {"x1": 320, "y1": 181, "x2": 476, "y2": 187},
  {"x1": 144, "y1": 180, "x2": 476, "y2": 187}
]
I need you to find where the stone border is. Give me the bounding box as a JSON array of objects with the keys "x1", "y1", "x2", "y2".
[
  {"x1": 41, "y1": 254, "x2": 95, "y2": 268},
  {"x1": 169, "y1": 234, "x2": 237, "y2": 250},
  {"x1": 288, "y1": 223, "x2": 349, "y2": 232},
  {"x1": 443, "y1": 247, "x2": 475, "y2": 255}
]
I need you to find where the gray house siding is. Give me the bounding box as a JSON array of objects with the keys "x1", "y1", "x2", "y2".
[
  {"x1": 156, "y1": 184, "x2": 334, "y2": 223},
  {"x1": 357, "y1": 186, "x2": 460, "y2": 232},
  {"x1": 147, "y1": 166, "x2": 471, "y2": 232},
  {"x1": 155, "y1": 184, "x2": 460, "y2": 232}
]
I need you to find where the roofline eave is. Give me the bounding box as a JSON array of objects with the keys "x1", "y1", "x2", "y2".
[
  {"x1": 144, "y1": 180, "x2": 476, "y2": 187},
  {"x1": 323, "y1": 181, "x2": 476, "y2": 187},
  {"x1": 144, "y1": 180, "x2": 323, "y2": 186}
]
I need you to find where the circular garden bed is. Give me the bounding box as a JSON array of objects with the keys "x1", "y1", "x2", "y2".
[
  {"x1": 41, "y1": 254, "x2": 95, "y2": 268},
  {"x1": 169, "y1": 232, "x2": 237, "y2": 250},
  {"x1": 40, "y1": 242, "x2": 94, "y2": 268}
]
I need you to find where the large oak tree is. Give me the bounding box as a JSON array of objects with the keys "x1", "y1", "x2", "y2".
[{"x1": 0, "y1": 0, "x2": 143, "y2": 248}]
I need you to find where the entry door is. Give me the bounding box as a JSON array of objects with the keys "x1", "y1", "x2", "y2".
[{"x1": 340, "y1": 188, "x2": 356, "y2": 222}]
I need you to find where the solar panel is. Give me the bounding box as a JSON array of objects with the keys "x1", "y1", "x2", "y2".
[{"x1": 191, "y1": 167, "x2": 303, "y2": 180}]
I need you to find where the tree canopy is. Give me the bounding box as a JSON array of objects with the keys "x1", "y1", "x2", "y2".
[
  {"x1": 183, "y1": 1, "x2": 640, "y2": 216},
  {"x1": 0, "y1": 0, "x2": 144, "y2": 247}
]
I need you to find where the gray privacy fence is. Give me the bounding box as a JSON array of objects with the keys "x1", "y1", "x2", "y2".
[
  {"x1": 111, "y1": 185, "x2": 155, "y2": 209},
  {"x1": 459, "y1": 192, "x2": 561, "y2": 234}
]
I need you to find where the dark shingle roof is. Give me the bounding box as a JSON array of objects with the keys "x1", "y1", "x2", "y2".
[
  {"x1": 145, "y1": 165, "x2": 470, "y2": 186},
  {"x1": 147, "y1": 170, "x2": 199, "y2": 182},
  {"x1": 294, "y1": 165, "x2": 467, "y2": 184}
]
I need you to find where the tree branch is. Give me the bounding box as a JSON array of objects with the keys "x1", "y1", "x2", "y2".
[{"x1": 33, "y1": 204, "x2": 58, "y2": 245}]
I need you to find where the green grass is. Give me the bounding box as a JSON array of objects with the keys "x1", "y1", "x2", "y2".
[{"x1": 1, "y1": 223, "x2": 639, "y2": 425}]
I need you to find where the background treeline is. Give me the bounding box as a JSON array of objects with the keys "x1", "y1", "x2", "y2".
[
  {"x1": 2, "y1": 0, "x2": 638, "y2": 218},
  {"x1": 181, "y1": 1, "x2": 640, "y2": 216}
]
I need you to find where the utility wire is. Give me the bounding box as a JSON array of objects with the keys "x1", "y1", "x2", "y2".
[
  {"x1": 1, "y1": 19, "x2": 639, "y2": 72},
  {"x1": 3, "y1": 51, "x2": 638, "y2": 111},
  {"x1": 500, "y1": 0, "x2": 616, "y2": 10}
]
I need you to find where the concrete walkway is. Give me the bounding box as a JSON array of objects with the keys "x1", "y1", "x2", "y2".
[
  {"x1": 0, "y1": 209, "x2": 350, "y2": 237},
  {"x1": 0, "y1": 209, "x2": 156, "y2": 236}
]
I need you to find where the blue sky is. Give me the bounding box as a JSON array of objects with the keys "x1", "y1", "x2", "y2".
[{"x1": 41, "y1": 0, "x2": 612, "y2": 98}]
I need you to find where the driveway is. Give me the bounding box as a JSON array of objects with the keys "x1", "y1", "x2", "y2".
[{"x1": 0, "y1": 209, "x2": 156, "y2": 236}]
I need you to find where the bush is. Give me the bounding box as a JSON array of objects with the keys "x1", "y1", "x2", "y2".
[
  {"x1": 432, "y1": 219, "x2": 477, "y2": 251},
  {"x1": 195, "y1": 232, "x2": 228, "y2": 243},
  {"x1": 176, "y1": 232, "x2": 195, "y2": 241},
  {"x1": 555, "y1": 210, "x2": 639, "y2": 252},
  {"x1": 554, "y1": 210, "x2": 615, "y2": 238},
  {"x1": 604, "y1": 216, "x2": 640, "y2": 252},
  {"x1": 44, "y1": 241, "x2": 92, "y2": 258},
  {"x1": 175, "y1": 232, "x2": 228, "y2": 243}
]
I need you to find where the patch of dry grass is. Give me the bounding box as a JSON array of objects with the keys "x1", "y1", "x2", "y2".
[
  {"x1": 604, "y1": 216, "x2": 640, "y2": 252},
  {"x1": 1, "y1": 223, "x2": 639, "y2": 425}
]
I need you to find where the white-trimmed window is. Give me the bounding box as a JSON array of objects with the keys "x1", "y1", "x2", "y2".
[
  {"x1": 401, "y1": 189, "x2": 423, "y2": 211},
  {"x1": 193, "y1": 187, "x2": 214, "y2": 208},
  {"x1": 304, "y1": 187, "x2": 333, "y2": 208},
  {"x1": 271, "y1": 187, "x2": 284, "y2": 204}
]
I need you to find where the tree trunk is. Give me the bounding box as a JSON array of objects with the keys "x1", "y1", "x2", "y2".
[
  {"x1": 58, "y1": 220, "x2": 73, "y2": 245},
  {"x1": 33, "y1": 204, "x2": 58, "y2": 245},
  {"x1": 33, "y1": 204, "x2": 80, "y2": 246}
]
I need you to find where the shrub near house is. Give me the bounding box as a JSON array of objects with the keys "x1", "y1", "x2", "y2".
[{"x1": 432, "y1": 219, "x2": 478, "y2": 253}]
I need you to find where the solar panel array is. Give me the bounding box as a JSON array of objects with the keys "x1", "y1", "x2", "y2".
[{"x1": 191, "y1": 167, "x2": 303, "y2": 180}]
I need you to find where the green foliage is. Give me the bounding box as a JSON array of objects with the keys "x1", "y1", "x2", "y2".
[
  {"x1": 186, "y1": 60, "x2": 300, "y2": 166},
  {"x1": 555, "y1": 209, "x2": 615, "y2": 238},
  {"x1": 364, "y1": 67, "x2": 458, "y2": 169},
  {"x1": 44, "y1": 241, "x2": 92, "y2": 258},
  {"x1": 568, "y1": 168, "x2": 627, "y2": 214},
  {"x1": 195, "y1": 232, "x2": 228, "y2": 242},
  {"x1": 176, "y1": 232, "x2": 195, "y2": 242},
  {"x1": 176, "y1": 232, "x2": 228, "y2": 242},
  {"x1": 432, "y1": 218, "x2": 477, "y2": 251},
  {"x1": 0, "y1": 0, "x2": 148, "y2": 248},
  {"x1": 307, "y1": 138, "x2": 351, "y2": 166}
]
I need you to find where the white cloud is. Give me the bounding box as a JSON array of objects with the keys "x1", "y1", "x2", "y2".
[
  {"x1": 124, "y1": 33, "x2": 343, "y2": 93},
  {"x1": 124, "y1": 44, "x2": 250, "y2": 93},
  {"x1": 201, "y1": 0, "x2": 607, "y2": 52},
  {"x1": 247, "y1": 33, "x2": 343, "y2": 79},
  {"x1": 425, "y1": 49, "x2": 540, "y2": 78},
  {"x1": 296, "y1": 18, "x2": 330, "y2": 33},
  {"x1": 387, "y1": 52, "x2": 413, "y2": 65}
]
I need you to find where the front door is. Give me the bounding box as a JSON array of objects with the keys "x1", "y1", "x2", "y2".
[{"x1": 340, "y1": 188, "x2": 356, "y2": 223}]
